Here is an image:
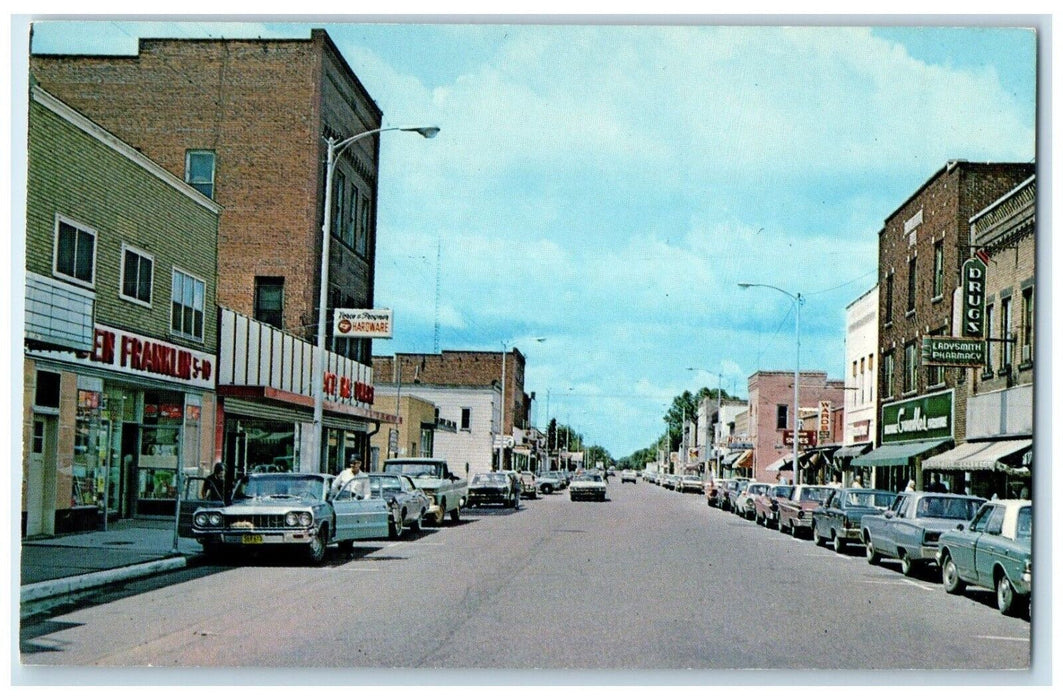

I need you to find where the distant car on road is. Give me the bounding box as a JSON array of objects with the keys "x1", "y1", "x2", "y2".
[
  {"x1": 723, "y1": 478, "x2": 751, "y2": 512},
  {"x1": 811, "y1": 488, "x2": 895, "y2": 552},
  {"x1": 467, "y1": 472, "x2": 518, "y2": 507},
  {"x1": 519, "y1": 472, "x2": 539, "y2": 499},
  {"x1": 621, "y1": 470, "x2": 637, "y2": 484},
  {"x1": 677, "y1": 473, "x2": 703, "y2": 494},
  {"x1": 536, "y1": 472, "x2": 564, "y2": 494},
  {"x1": 937, "y1": 499, "x2": 1032, "y2": 616},
  {"x1": 862, "y1": 492, "x2": 986, "y2": 576},
  {"x1": 570, "y1": 472, "x2": 607, "y2": 501},
  {"x1": 383, "y1": 458, "x2": 468, "y2": 524}
]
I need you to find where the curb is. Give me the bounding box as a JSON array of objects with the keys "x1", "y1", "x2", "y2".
[{"x1": 21, "y1": 555, "x2": 189, "y2": 605}]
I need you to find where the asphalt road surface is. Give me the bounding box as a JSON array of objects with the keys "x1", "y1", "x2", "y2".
[{"x1": 20, "y1": 479, "x2": 1032, "y2": 678}]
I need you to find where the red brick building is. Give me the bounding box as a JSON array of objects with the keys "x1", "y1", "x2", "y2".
[
  {"x1": 855, "y1": 161, "x2": 1034, "y2": 492},
  {"x1": 31, "y1": 29, "x2": 394, "y2": 473},
  {"x1": 746, "y1": 371, "x2": 845, "y2": 484}
]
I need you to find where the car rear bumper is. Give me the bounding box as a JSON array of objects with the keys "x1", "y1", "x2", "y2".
[{"x1": 194, "y1": 528, "x2": 316, "y2": 546}]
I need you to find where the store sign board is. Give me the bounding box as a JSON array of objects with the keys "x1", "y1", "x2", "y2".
[
  {"x1": 881, "y1": 389, "x2": 954, "y2": 444},
  {"x1": 333, "y1": 308, "x2": 393, "y2": 339},
  {"x1": 782, "y1": 430, "x2": 818, "y2": 448},
  {"x1": 961, "y1": 258, "x2": 988, "y2": 338},
  {"x1": 921, "y1": 337, "x2": 986, "y2": 366}
]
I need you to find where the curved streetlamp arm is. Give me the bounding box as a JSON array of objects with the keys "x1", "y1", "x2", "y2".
[{"x1": 329, "y1": 125, "x2": 440, "y2": 160}]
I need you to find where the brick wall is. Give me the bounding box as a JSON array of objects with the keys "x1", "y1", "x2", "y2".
[
  {"x1": 29, "y1": 30, "x2": 382, "y2": 347},
  {"x1": 877, "y1": 162, "x2": 1034, "y2": 443}
]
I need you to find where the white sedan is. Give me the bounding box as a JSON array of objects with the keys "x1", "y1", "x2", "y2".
[{"x1": 569, "y1": 472, "x2": 607, "y2": 501}]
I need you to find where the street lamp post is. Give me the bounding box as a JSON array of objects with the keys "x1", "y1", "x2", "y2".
[
  {"x1": 310, "y1": 125, "x2": 438, "y2": 473},
  {"x1": 739, "y1": 283, "x2": 803, "y2": 486}
]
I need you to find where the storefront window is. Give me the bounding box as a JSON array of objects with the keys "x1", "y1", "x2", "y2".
[
  {"x1": 73, "y1": 389, "x2": 104, "y2": 507},
  {"x1": 136, "y1": 390, "x2": 183, "y2": 515},
  {"x1": 226, "y1": 417, "x2": 298, "y2": 474}
]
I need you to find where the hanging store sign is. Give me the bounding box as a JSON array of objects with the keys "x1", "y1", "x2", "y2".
[
  {"x1": 782, "y1": 430, "x2": 818, "y2": 448},
  {"x1": 921, "y1": 337, "x2": 986, "y2": 366},
  {"x1": 961, "y1": 258, "x2": 988, "y2": 338},
  {"x1": 333, "y1": 308, "x2": 393, "y2": 339},
  {"x1": 881, "y1": 389, "x2": 954, "y2": 444}
]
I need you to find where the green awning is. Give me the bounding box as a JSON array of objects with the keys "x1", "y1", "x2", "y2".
[{"x1": 851, "y1": 439, "x2": 952, "y2": 467}]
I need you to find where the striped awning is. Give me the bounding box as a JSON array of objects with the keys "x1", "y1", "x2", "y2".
[
  {"x1": 923, "y1": 439, "x2": 1032, "y2": 472},
  {"x1": 766, "y1": 454, "x2": 795, "y2": 472}
]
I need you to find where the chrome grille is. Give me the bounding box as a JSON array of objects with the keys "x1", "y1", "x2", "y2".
[{"x1": 225, "y1": 513, "x2": 290, "y2": 529}]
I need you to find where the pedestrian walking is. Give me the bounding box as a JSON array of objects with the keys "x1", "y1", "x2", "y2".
[{"x1": 202, "y1": 462, "x2": 226, "y2": 500}]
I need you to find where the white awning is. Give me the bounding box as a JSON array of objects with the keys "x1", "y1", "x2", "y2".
[
  {"x1": 923, "y1": 439, "x2": 1032, "y2": 472},
  {"x1": 765, "y1": 454, "x2": 794, "y2": 472}
]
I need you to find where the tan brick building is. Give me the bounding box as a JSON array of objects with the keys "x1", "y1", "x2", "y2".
[{"x1": 855, "y1": 161, "x2": 1034, "y2": 492}]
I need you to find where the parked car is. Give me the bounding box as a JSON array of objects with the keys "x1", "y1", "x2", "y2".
[
  {"x1": 536, "y1": 472, "x2": 564, "y2": 494},
  {"x1": 677, "y1": 473, "x2": 704, "y2": 494},
  {"x1": 734, "y1": 482, "x2": 772, "y2": 520},
  {"x1": 367, "y1": 473, "x2": 430, "y2": 536},
  {"x1": 659, "y1": 473, "x2": 676, "y2": 489},
  {"x1": 811, "y1": 488, "x2": 895, "y2": 552},
  {"x1": 937, "y1": 499, "x2": 1032, "y2": 616},
  {"x1": 519, "y1": 472, "x2": 539, "y2": 499},
  {"x1": 775, "y1": 485, "x2": 837, "y2": 537},
  {"x1": 706, "y1": 477, "x2": 731, "y2": 508},
  {"x1": 723, "y1": 478, "x2": 751, "y2": 512},
  {"x1": 191, "y1": 472, "x2": 390, "y2": 564},
  {"x1": 382, "y1": 458, "x2": 468, "y2": 525},
  {"x1": 621, "y1": 470, "x2": 638, "y2": 484},
  {"x1": 178, "y1": 475, "x2": 225, "y2": 538},
  {"x1": 570, "y1": 472, "x2": 607, "y2": 501},
  {"x1": 467, "y1": 472, "x2": 518, "y2": 507},
  {"x1": 754, "y1": 484, "x2": 792, "y2": 527},
  {"x1": 861, "y1": 492, "x2": 986, "y2": 576}
]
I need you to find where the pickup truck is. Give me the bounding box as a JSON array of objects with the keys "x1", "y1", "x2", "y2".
[
  {"x1": 861, "y1": 491, "x2": 985, "y2": 576},
  {"x1": 383, "y1": 458, "x2": 468, "y2": 525}
]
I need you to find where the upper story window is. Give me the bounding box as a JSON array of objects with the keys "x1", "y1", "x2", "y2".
[
  {"x1": 932, "y1": 241, "x2": 944, "y2": 298},
  {"x1": 54, "y1": 215, "x2": 96, "y2": 287},
  {"x1": 345, "y1": 183, "x2": 359, "y2": 250},
  {"x1": 332, "y1": 170, "x2": 347, "y2": 245},
  {"x1": 776, "y1": 404, "x2": 788, "y2": 431},
  {"x1": 185, "y1": 150, "x2": 216, "y2": 199},
  {"x1": 906, "y1": 257, "x2": 917, "y2": 313},
  {"x1": 171, "y1": 268, "x2": 206, "y2": 341},
  {"x1": 928, "y1": 327, "x2": 946, "y2": 387},
  {"x1": 984, "y1": 303, "x2": 995, "y2": 374},
  {"x1": 120, "y1": 244, "x2": 154, "y2": 306},
  {"x1": 254, "y1": 276, "x2": 284, "y2": 328},
  {"x1": 884, "y1": 272, "x2": 894, "y2": 323},
  {"x1": 903, "y1": 341, "x2": 918, "y2": 393},
  {"x1": 882, "y1": 351, "x2": 895, "y2": 399},
  {"x1": 357, "y1": 194, "x2": 371, "y2": 257},
  {"x1": 1000, "y1": 297, "x2": 1013, "y2": 369},
  {"x1": 460, "y1": 408, "x2": 472, "y2": 431},
  {"x1": 1021, "y1": 287, "x2": 1034, "y2": 364}
]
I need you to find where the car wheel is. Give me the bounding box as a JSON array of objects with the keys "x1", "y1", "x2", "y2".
[
  {"x1": 450, "y1": 504, "x2": 461, "y2": 523},
  {"x1": 832, "y1": 532, "x2": 846, "y2": 553},
  {"x1": 411, "y1": 509, "x2": 425, "y2": 533},
  {"x1": 899, "y1": 550, "x2": 915, "y2": 577},
  {"x1": 942, "y1": 555, "x2": 965, "y2": 595},
  {"x1": 813, "y1": 523, "x2": 826, "y2": 547},
  {"x1": 306, "y1": 526, "x2": 328, "y2": 565},
  {"x1": 777, "y1": 516, "x2": 786, "y2": 533},
  {"x1": 996, "y1": 574, "x2": 1026, "y2": 616},
  {"x1": 865, "y1": 536, "x2": 881, "y2": 565},
  {"x1": 541, "y1": 484, "x2": 553, "y2": 494},
  {"x1": 336, "y1": 538, "x2": 355, "y2": 555},
  {"x1": 436, "y1": 501, "x2": 448, "y2": 526},
  {"x1": 390, "y1": 511, "x2": 405, "y2": 539}
]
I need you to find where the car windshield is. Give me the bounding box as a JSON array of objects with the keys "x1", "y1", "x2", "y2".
[
  {"x1": 773, "y1": 486, "x2": 794, "y2": 499},
  {"x1": 1016, "y1": 506, "x2": 1032, "y2": 539},
  {"x1": 916, "y1": 496, "x2": 981, "y2": 519},
  {"x1": 236, "y1": 474, "x2": 322, "y2": 500},
  {"x1": 472, "y1": 473, "x2": 506, "y2": 485},
  {"x1": 384, "y1": 461, "x2": 442, "y2": 478},
  {"x1": 847, "y1": 491, "x2": 894, "y2": 508},
  {"x1": 800, "y1": 487, "x2": 834, "y2": 502},
  {"x1": 579, "y1": 474, "x2": 603, "y2": 483},
  {"x1": 368, "y1": 474, "x2": 403, "y2": 495},
  {"x1": 749, "y1": 484, "x2": 768, "y2": 495}
]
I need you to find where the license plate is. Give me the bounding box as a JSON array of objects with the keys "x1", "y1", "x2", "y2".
[{"x1": 241, "y1": 534, "x2": 263, "y2": 545}]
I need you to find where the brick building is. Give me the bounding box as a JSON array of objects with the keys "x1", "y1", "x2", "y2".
[
  {"x1": 922, "y1": 174, "x2": 1035, "y2": 498},
  {"x1": 24, "y1": 86, "x2": 221, "y2": 534},
  {"x1": 373, "y1": 350, "x2": 536, "y2": 472},
  {"x1": 746, "y1": 371, "x2": 845, "y2": 484},
  {"x1": 855, "y1": 160, "x2": 1034, "y2": 492},
  {"x1": 31, "y1": 29, "x2": 396, "y2": 473}
]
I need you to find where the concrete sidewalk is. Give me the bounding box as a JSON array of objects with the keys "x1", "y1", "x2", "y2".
[{"x1": 19, "y1": 519, "x2": 204, "y2": 613}]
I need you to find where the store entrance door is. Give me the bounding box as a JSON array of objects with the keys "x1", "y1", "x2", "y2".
[
  {"x1": 120, "y1": 423, "x2": 140, "y2": 518},
  {"x1": 26, "y1": 416, "x2": 58, "y2": 537}
]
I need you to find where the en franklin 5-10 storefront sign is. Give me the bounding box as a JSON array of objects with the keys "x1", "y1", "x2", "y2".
[{"x1": 880, "y1": 389, "x2": 954, "y2": 444}]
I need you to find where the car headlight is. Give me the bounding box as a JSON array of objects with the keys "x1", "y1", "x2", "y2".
[
  {"x1": 194, "y1": 511, "x2": 223, "y2": 528},
  {"x1": 285, "y1": 511, "x2": 313, "y2": 527}
]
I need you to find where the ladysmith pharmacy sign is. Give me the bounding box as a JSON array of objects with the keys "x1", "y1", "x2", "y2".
[{"x1": 880, "y1": 389, "x2": 954, "y2": 444}]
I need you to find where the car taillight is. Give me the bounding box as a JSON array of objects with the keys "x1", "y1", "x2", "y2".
[{"x1": 842, "y1": 515, "x2": 852, "y2": 528}]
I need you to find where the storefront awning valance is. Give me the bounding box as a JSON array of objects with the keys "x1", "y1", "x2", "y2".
[
  {"x1": 735, "y1": 450, "x2": 753, "y2": 469},
  {"x1": 766, "y1": 454, "x2": 796, "y2": 472},
  {"x1": 833, "y1": 443, "x2": 872, "y2": 460},
  {"x1": 924, "y1": 439, "x2": 1032, "y2": 472},
  {"x1": 851, "y1": 439, "x2": 951, "y2": 468}
]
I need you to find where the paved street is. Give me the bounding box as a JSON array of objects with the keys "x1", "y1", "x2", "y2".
[{"x1": 20, "y1": 480, "x2": 1030, "y2": 673}]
